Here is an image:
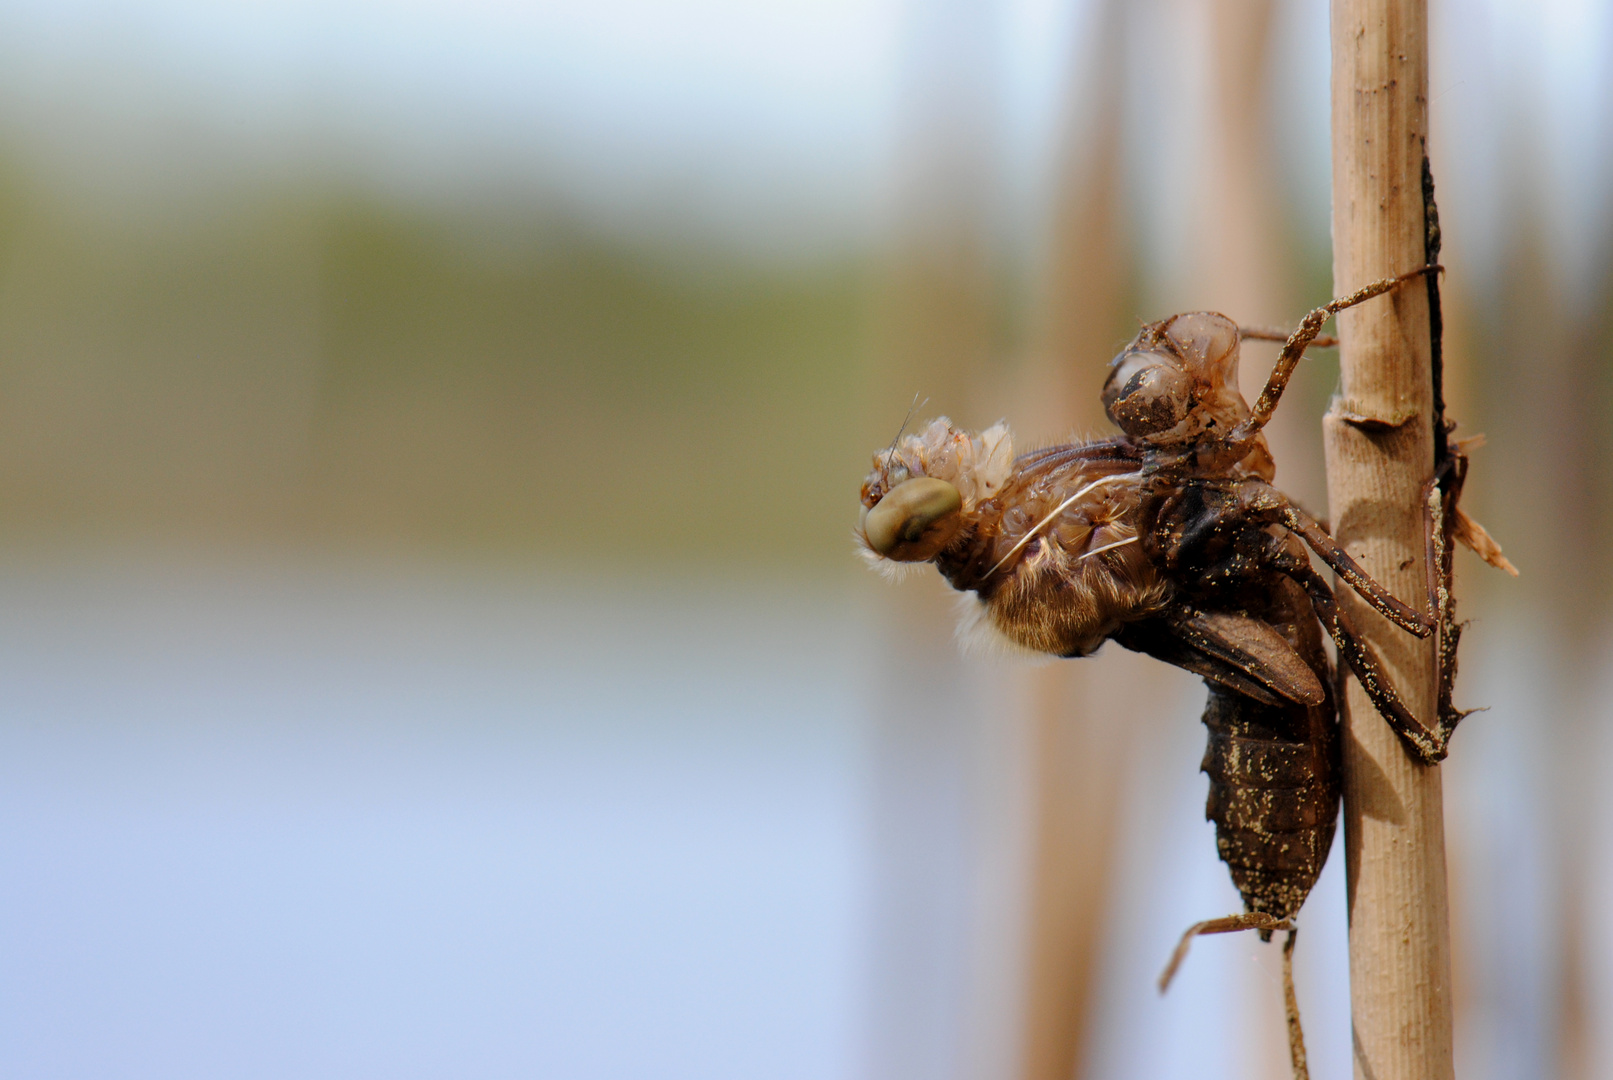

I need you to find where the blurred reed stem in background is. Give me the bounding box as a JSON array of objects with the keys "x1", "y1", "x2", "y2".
[
  {"x1": 1466, "y1": 112, "x2": 1613, "y2": 1080},
  {"x1": 860, "y1": 3, "x2": 1016, "y2": 1078},
  {"x1": 1009, "y1": 1, "x2": 1135, "y2": 1078},
  {"x1": 1179, "y1": 1, "x2": 1302, "y2": 1075}
]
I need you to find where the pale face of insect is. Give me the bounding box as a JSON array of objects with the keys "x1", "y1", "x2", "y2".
[{"x1": 857, "y1": 418, "x2": 1013, "y2": 562}]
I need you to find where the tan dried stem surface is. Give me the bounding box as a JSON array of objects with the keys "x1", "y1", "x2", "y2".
[{"x1": 1325, "y1": 2, "x2": 1456, "y2": 1079}]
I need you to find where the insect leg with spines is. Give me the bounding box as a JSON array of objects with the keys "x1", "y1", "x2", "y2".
[
  {"x1": 1234, "y1": 265, "x2": 1443, "y2": 438},
  {"x1": 1148, "y1": 266, "x2": 1453, "y2": 1080},
  {"x1": 851, "y1": 260, "x2": 1516, "y2": 1080}
]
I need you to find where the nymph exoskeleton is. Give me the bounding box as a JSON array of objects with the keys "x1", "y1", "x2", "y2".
[{"x1": 857, "y1": 266, "x2": 1513, "y2": 1077}]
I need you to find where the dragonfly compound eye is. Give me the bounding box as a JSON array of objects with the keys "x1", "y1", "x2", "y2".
[
  {"x1": 862, "y1": 477, "x2": 963, "y2": 559},
  {"x1": 1103, "y1": 352, "x2": 1193, "y2": 437}
]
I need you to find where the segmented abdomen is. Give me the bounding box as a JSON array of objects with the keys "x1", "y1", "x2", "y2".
[{"x1": 1200, "y1": 684, "x2": 1340, "y2": 921}]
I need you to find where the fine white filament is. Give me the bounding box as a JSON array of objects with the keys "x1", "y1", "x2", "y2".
[{"x1": 984, "y1": 473, "x2": 1138, "y2": 579}]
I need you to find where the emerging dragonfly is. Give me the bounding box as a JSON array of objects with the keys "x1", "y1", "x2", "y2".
[{"x1": 856, "y1": 265, "x2": 1513, "y2": 1078}]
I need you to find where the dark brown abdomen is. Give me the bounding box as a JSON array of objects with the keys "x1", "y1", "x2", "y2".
[{"x1": 1200, "y1": 685, "x2": 1340, "y2": 921}]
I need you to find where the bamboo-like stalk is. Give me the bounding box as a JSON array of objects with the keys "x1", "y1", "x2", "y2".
[{"x1": 1325, "y1": 3, "x2": 1456, "y2": 1079}]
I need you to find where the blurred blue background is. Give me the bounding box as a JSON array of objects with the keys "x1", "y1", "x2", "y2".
[{"x1": 0, "y1": 1, "x2": 1607, "y2": 1079}]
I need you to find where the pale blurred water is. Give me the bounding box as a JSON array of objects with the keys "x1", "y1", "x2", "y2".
[
  {"x1": 0, "y1": 558, "x2": 1363, "y2": 1080},
  {"x1": 0, "y1": 560, "x2": 872, "y2": 1080},
  {"x1": 0, "y1": 563, "x2": 1595, "y2": 1080}
]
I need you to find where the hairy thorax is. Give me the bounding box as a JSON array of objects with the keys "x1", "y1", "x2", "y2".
[
  {"x1": 857, "y1": 418, "x2": 1171, "y2": 658},
  {"x1": 941, "y1": 458, "x2": 1171, "y2": 657}
]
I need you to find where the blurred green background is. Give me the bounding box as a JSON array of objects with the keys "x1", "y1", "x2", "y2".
[{"x1": 0, "y1": 172, "x2": 874, "y2": 562}]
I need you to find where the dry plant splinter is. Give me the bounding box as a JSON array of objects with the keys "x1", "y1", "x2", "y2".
[{"x1": 854, "y1": 265, "x2": 1513, "y2": 1079}]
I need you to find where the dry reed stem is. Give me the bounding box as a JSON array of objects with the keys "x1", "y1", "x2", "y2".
[{"x1": 1326, "y1": 2, "x2": 1456, "y2": 1079}]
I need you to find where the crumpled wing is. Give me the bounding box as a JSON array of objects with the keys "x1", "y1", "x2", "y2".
[
  {"x1": 1165, "y1": 609, "x2": 1325, "y2": 706},
  {"x1": 1114, "y1": 609, "x2": 1325, "y2": 708}
]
